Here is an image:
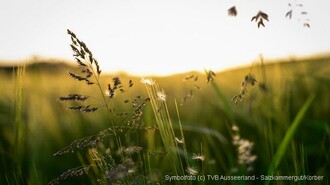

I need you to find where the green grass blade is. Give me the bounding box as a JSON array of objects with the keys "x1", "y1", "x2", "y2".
[
  {"x1": 14, "y1": 64, "x2": 26, "y2": 167},
  {"x1": 264, "y1": 94, "x2": 315, "y2": 185}
]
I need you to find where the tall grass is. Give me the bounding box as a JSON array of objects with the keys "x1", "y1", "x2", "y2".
[
  {"x1": 4, "y1": 64, "x2": 27, "y2": 184},
  {"x1": 0, "y1": 31, "x2": 329, "y2": 184},
  {"x1": 13, "y1": 64, "x2": 25, "y2": 167},
  {"x1": 142, "y1": 79, "x2": 186, "y2": 180},
  {"x1": 265, "y1": 94, "x2": 315, "y2": 185}
]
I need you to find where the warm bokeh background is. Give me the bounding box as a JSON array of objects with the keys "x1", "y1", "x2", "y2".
[
  {"x1": 1, "y1": 0, "x2": 330, "y2": 184},
  {"x1": 0, "y1": 55, "x2": 329, "y2": 184}
]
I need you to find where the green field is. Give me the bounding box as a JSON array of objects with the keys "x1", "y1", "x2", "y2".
[{"x1": 0, "y1": 55, "x2": 329, "y2": 185}]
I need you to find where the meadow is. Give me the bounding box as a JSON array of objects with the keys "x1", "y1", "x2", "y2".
[{"x1": 0, "y1": 52, "x2": 329, "y2": 185}]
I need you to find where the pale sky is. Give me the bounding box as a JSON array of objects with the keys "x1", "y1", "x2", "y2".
[{"x1": 1, "y1": 0, "x2": 330, "y2": 75}]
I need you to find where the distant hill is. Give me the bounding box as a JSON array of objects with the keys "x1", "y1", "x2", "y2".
[
  {"x1": 0, "y1": 59, "x2": 76, "y2": 74},
  {"x1": 0, "y1": 54, "x2": 329, "y2": 77}
]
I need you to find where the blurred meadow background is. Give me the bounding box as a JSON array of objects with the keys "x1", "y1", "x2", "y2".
[
  {"x1": 0, "y1": 54, "x2": 329, "y2": 184},
  {"x1": 1, "y1": 0, "x2": 330, "y2": 184}
]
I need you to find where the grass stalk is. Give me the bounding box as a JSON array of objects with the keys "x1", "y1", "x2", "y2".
[
  {"x1": 143, "y1": 81, "x2": 185, "y2": 182},
  {"x1": 13, "y1": 64, "x2": 26, "y2": 169},
  {"x1": 174, "y1": 99, "x2": 190, "y2": 169}
]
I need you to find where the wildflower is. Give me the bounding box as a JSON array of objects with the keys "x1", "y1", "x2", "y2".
[
  {"x1": 105, "y1": 90, "x2": 110, "y2": 96},
  {"x1": 231, "y1": 125, "x2": 257, "y2": 171},
  {"x1": 140, "y1": 78, "x2": 155, "y2": 86},
  {"x1": 232, "y1": 125, "x2": 239, "y2": 132},
  {"x1": 186, "y1": 167, "x2": 198, "y2": 175},
  {"x1": 192, "y1": 153, "x2": 205, "y2": 161},
  {"x1": 175, "y1": 137, "x2": 185, "y2": 144},
  {"x1": 157, "y1": 90, "x2": 166, "y2": 102}
]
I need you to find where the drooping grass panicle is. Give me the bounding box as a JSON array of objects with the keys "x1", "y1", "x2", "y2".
[
  {"x1": 67, "y1": 29, "x2": 101, "y2": 76},
  {"x1": 180, "y1": 89, "x2": 194, "y2": 106},
  {"x1": 232, "y1": 73, "x2": 257, "y2": 105},
  {"x1": 125, "y1": 97, "x2": 150, "y2": 126},
  {"x1": 66, "y1": 105, "x2": 98, "y2": 113},
  {"x1": 181, "y1": 73, "x2": 200, "y2": 106},
  {"x1": 258, "y1": 55, "x2": 269, "y2": 93},
  {"x1": 67, "y1": 72, "x2": 94, "y2": 85},
  {"x1": 251, "y1": 11, "x2": 269, "y2": 28},
  {"x1": 53, "y1": 133, "x2": 106, "y2": 156},
  {"x1": 285, "y1": 1, "x2": 311, "y2": 28},
  {"x1": 59, "y1": 94, "x2": 89, "y2": 102},
  {"x1": 64, "y1": 29, "x2": 116, "y2": 116},
  {"x1": 48, "y1": 165, "x2": 93, "y2": 185},
  {"x1": 105, "y1": 77, "x2": 131, "y2": 99}
]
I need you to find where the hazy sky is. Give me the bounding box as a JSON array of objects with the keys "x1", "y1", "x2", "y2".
[{"x1": 1, "y1": 0, "x2": 330, "y2": 75}]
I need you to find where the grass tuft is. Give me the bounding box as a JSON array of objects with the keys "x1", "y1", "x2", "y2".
[{"x1": 265, "y1": 94, "x2": 315, "y2": 185}]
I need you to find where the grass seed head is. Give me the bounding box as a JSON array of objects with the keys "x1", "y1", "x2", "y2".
[
  {"x1": 228, "y1": 6, "x2": 237, "y2": 16},
  {"x1": 251, "y1": 11, "x2": 269, "y2": 28},
  {"x1": 175, "y1": 137, "x2": 185, "y2": 144},
  {"x1": 232, "y1": 73, "x2": 257, "y2": 105},
  {"x1": 140, "y1": 78, "x2": 155, "y2": 86},
  {"x1": 186, "y1": 167, "x2": 198, "y2": 175},
  {"x1": 206, "y1": 69, "x2": 216, "y2": 83},
  {"x1": 192, "y1": 153, "x2": 205, "y2": 161},
  {"x1": 48, "y1": 166, "x2": 92, "y2": 185},
  {"x1": 59, "y1": 94, "x2": 89, "y2": 102},
  {"x1": 157, "y1": 90, "x2": 167, "y2": 102}
]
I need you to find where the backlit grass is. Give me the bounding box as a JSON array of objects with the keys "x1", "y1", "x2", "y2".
[{"x1": 0, "y1": 47, "x2": 329, "y2": 184}]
